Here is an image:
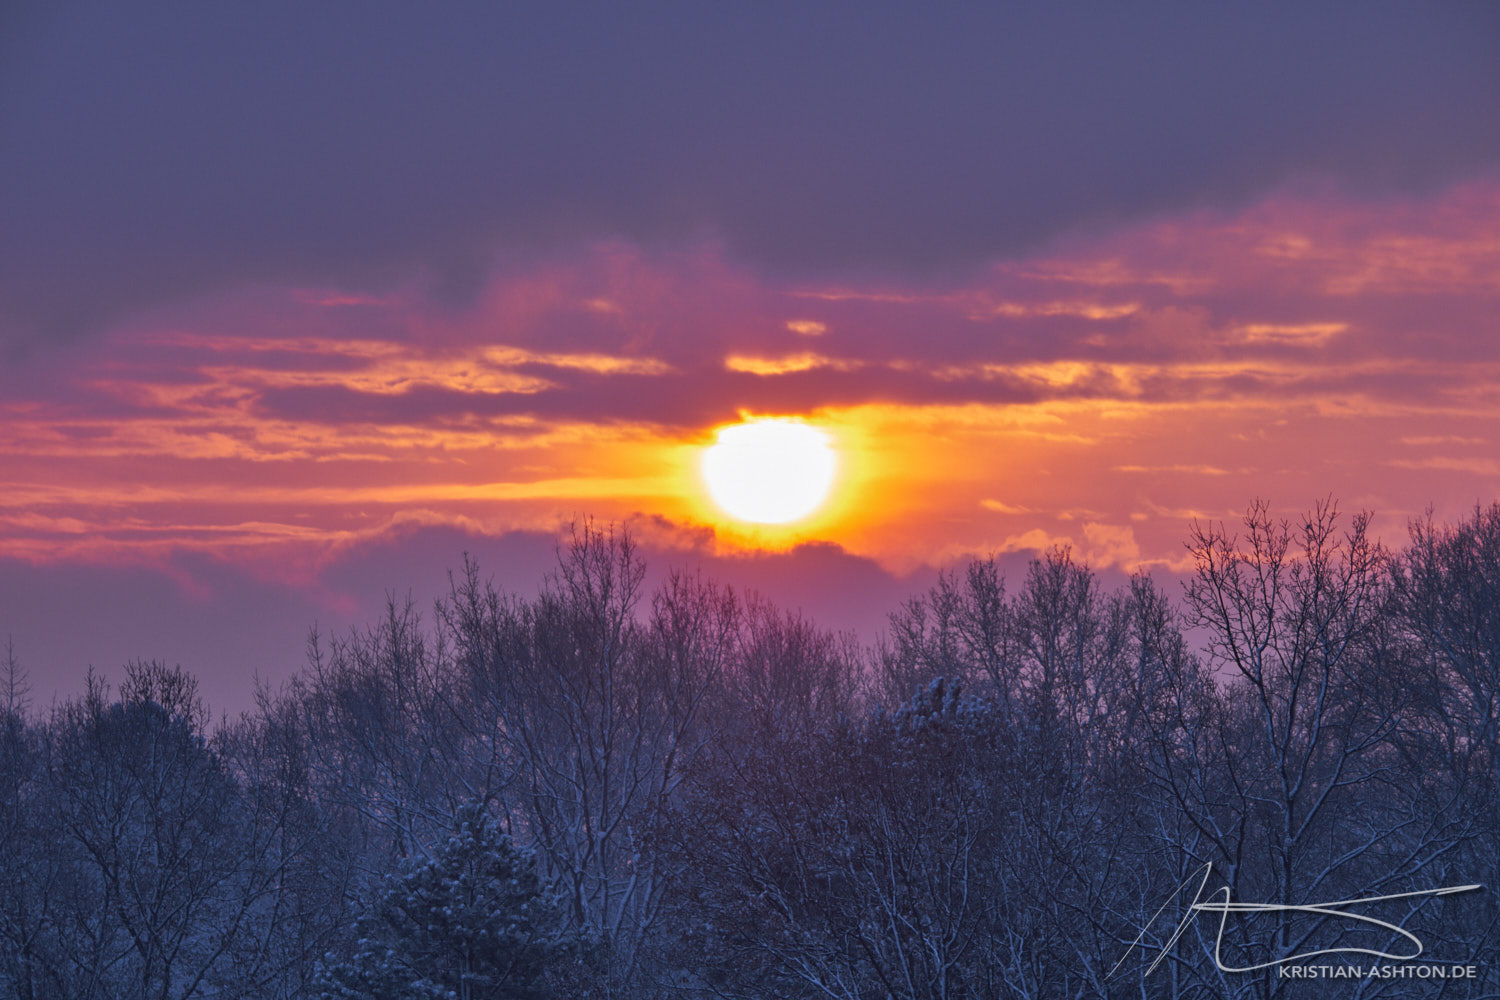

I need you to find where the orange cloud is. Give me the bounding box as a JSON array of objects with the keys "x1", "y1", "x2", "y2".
[
  {"x1": 1235, "y1": 322, "x2": 1348, "y2": 346},
  {"x1": 723, "y1": 353, "x2": 858, "y2": 375},
  {"x1": 4, "y1": 181, "x2": 1500, "y2": 583}
]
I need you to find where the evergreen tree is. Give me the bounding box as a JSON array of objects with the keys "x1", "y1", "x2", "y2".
[{"x1": 318, "y1": 806, "x2": 567, "y2": 1000}]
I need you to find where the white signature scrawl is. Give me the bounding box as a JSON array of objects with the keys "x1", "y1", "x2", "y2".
[{"x1": 1109, "y1": 862, "x2": 1483, "y2": 977}]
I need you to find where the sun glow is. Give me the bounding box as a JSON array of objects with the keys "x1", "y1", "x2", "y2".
[{"x1": 701, "y1": 419, "x2": 837, "y2": 524}]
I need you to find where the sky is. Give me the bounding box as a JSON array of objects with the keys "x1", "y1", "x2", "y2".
[{"x1": 3, "y1": 2, "x2": 1499, "y2": 712}]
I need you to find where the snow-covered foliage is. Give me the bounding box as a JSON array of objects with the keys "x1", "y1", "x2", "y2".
[
  {"x1": 316, "y1": 806, "x2": 568, "y2": 1000},
  {"x1": 3, "y1": 506, "x2": 1499, "y2": 999}
]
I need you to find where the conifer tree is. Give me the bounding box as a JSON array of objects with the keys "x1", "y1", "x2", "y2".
[{"x1": 318, "y1": 806, "x2": 567, "y2": 1000}]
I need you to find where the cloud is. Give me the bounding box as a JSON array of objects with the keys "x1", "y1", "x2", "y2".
[
  {"x1": 1398, "y1": 435, "x2": 1489, "y2": 447},
  {"x1": 723, "y1": 353, "x2": 858, "y2": 376},
  {"x1": 1083, "y1": 523, "x2": 1143, "y2": 570},
  {"x1": 4, "y1": 3, "x2": 1499, "y2": 348},
  {"x1": 0, "y1": 522, "x2": 942, "y2": 713},
  {"x1": 1389, "y1": 457, "x2": 1500, "y2": 477},
  {"x1": 979, "y1": 499, "x2": 1033, "y2": 515},
  {"x1": 4, "y1": 181, "x2": 1500, "y2": 682},
  {"x1": 1234, "y1": 322, "x2": 1348, "y2": 346},
  {"x1": 786, "y1": 320, "x2": 826, "y2": 337},
  {"x1": 1113, "y1": 465, "x2": 1234, "y2": 476}
]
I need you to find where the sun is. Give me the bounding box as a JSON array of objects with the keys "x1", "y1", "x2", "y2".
[{"x1": 701, "y1": 419, "x2": 837, "y2": 524}]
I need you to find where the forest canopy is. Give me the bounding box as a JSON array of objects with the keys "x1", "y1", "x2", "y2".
[{"x1": 2, "y1": 501, "x2": 1497, "y2": 999}]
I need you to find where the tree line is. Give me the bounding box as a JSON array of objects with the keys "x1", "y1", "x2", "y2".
[{"x1": 1, "y1": 500, "x2": 1497, "y2": 999}]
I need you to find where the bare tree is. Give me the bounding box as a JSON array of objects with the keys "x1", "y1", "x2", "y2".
[
  {"x1": 879, "y1": 556, "x2": 1011, "y2": 707},
  {"x1": 1391, "y1": 502, "x2": 1500, "y2": 995},
  {"x1": 440, "y1": 523, "x2": 734, "y2": 995},
  {"x1": 35, "y1": 662, "x2": 335, "y2": 999},
  {"x1": 1172, "y1": 501, "x2": 1480, "y2": 997},
  {"x1": 295, "y1": 596, "x2": 474, "y2": 870},
  {"x1": 723, "y1": 593, "x2": 861, "y2": 737},
  {"x1": 0, "y1": 642, "x2": 59, "y2": 1000}
]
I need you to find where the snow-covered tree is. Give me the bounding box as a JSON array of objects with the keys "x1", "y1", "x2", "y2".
[{"x1": 317, "y1": 806, "x2": 569, "y2": 1000}]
